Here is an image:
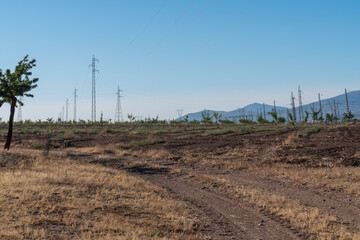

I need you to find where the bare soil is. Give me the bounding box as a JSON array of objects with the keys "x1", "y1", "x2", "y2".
[{"x1": 2, "y1": 123, "x2": 360, "y2": 239}]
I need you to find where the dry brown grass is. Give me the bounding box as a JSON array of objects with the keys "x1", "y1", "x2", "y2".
[
  {"x1": 188, "y1": 172, "x2": 360, "y2": 240},
  {"x1": 0, "y1": 151, "x2": 201, "y2": 240},
  {"x1": 255, "y1": 163, "x2": 360, "y2": 196}
]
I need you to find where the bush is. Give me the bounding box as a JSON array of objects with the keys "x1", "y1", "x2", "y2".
[{"x1": 239, "y1": 119, "x2": 254, "y2": 124}]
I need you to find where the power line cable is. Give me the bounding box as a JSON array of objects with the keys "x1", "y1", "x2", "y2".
[
  {"x1": 165, "y1": 0, "x2": 253, "y2": 76},
  {"x1": 162, "y1": 0, "x2": 212, "y2": 52},
  {"x1": 124, "y1": 0, "x2": 196, "y2": 78},
  {"x1": 119, "y1": 0, "x2": 168, "y2": 55}
]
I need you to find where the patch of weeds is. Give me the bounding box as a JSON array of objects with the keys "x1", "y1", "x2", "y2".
[
  {"x1": 206, "y1": 128, "x2": 235, "y2": 136},
  {"x1": 170, "y1": 128, "x2": 182, "y2": 133},
  {"x1": 72, "y1": 129, "x2": 87, "y2": 134},
  {"x1": 105, "y1": 128, "x2": 117, "y2": 133},
  {"x1": 134, "y1": 127, "x2": 150, "y2": 134},
  {"x1": 131, "y1": 138, "x2": 166, "y2": 147},
  {"x1": 31, "y1": 141, "x2": 45, "y2": 149},
  {"x1": 51, "y1": 135, "x2": 74, "y2": 141},
  {"x1": 89, "y1": 128, "x2": 100, "y2": 134},
  {"x1": 0, "y1": 153, "x2": 29, "y2": 167},
  {"x1": 255, "y1": 126, "x2": 276, "y2": 132},
  {"x1": 176, "y1": 134, "x2": 192, "y2": 140},
  {"x1": 236, "y1": 126, "x2": 254, "y2": 133},
  {"x1": 299, "y1": 126, "x2": 325, "y2": 137},
  {"x1": 153, "y1": 129, "x2": 169, "y2": 134}
]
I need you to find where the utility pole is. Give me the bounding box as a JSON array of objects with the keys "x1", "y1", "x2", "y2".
[
  {"x1": 318, "y1": 93, "x2": 323, "y2": 120},
  {"x1": 291, "y1": 92, "x2": 296, "y2": 122},
  {"x1": 115, "y1": 86, "x2": 124, "y2": 122},
  {"x1": 73, "y1": 88, "x2": 78, "y2": 121},
  {"x1": 333, "y1": 99, "x2": 337, "y2": 119},
  {"x1": 65, "y1": 98, "x2": 69, "y2": 122},
  {"x1": 17, "y1": 98, "x2": 23, "y2": 122},
  {"x1": 273, "y1": 100, "x2": 276, "y2": 112},
  {"x1": 90, "y1": 55, "x2": 99, "y2": 122},
  {"x1": 177, "y1": 109, "x2": 183, "y2": 119},
  {"x1": 345, "y1": 89, "x2": 350, "y2": 114},
  {"x1": 263, "y1": 103, "x2": 266, "y2": 120},
  {"x1": 298, "y1": 86, "x2": 303, "y2": 122},
  {"x1": 62, "y1": 106, "x2": 65, "y2": 121}
]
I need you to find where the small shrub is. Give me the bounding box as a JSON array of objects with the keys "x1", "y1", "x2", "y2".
[{"x1": 239, "y1": 119, "x2": 254, "y2": 124}]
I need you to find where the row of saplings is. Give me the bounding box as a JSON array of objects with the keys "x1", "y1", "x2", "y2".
[
  {"x1": 198, "y1": 108, "x2": 355, "y2": 125},
  {"x1": 0, "y1": 55, "x2": 38, "y2": 150}
]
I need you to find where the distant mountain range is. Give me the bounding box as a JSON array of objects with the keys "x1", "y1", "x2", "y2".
[{"x1": 177, "y1": 90, "x2": 360, "y2": 122}]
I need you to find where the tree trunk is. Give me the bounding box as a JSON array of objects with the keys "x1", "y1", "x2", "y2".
[{"x1": 4, "y1": 97, "x2": 16, "y2": 150}]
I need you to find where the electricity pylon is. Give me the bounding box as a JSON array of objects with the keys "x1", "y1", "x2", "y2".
[
  {"x1": 115, "y1": 86, "x2": 123, "y2": 122},
  {"x1": 89, "y1": 55, "x2": 99, "y2": 122}
]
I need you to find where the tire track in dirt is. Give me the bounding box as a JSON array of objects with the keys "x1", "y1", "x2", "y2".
[
  {"x1": 129, "y1": 156, "x2": 360, "y2": 232},
  {"x1": 66, "y1": 152, "x2": 303, "y2": 240},
  {"x1": 127, "y1": 167, "x2": 303, "y2": 240},
  {"x1": 215, "y1": 170, "x2": 360, "y2": 229}
]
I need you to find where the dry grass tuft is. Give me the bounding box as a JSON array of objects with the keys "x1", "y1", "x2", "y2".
[
  {"x1": 283, "y1": 133, "x2": 299, "y2": 146},
  {"x1": 0, "y1": 153, "x2": 201, "y2": 239},
  {"x1": 145, "y1": 149, "x2": 171, "y2": 159},
  {"x1": 256, "y1": 163, "x2": 360, "y2": 196}
]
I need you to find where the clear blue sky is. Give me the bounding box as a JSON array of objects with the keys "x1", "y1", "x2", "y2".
[{"x1": 0, "y1": 0, "x2": 359, "y2": 121}]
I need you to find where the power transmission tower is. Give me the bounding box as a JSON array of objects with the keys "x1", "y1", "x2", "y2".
[
  {"x1": 318, "y1": 93, "x2": 323, "y2": 119},
  {"x1": 66, "y1": 98, "x2": 69, "y2": 122},
  {"x1": 345, "y1": 89, "x2": 350, "y2": 114},
  {"x1": 291, "y1": 92, "x2": 296, "y2": 122},
  {"x1": 17, "y1": 99, "x2": 22, "y2": 122},
  {"x1": 115, "y1": 86, "x2": 124, "y2": 122},
  {"x1": 73, "y1": 88, "x2": 78, "y2": 121},
  {"x1": 90, "y1": 55, "x2": 99, "y2": 122},
  {"x1": 177, "y1": 109, "x2": 183, "y2": 118},
  {"x1": 298, "y1": 86, "x2": 303, "y2": 122}
]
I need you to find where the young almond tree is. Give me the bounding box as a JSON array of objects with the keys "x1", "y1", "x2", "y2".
[{"x1": 0, "y1": 55, "x2": 38, "y2": 149}]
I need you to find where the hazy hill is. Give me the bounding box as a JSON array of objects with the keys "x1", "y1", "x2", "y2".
[{"x1": 177, "y1": 90, "x2": 360, "y2": 122}]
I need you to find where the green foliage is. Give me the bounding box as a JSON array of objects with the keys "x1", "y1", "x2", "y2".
[
  {"x1": 176, "y1": 134, "x2": 192, "y2": 140},
  {"x1": 219, "y1": 119, "x2": 235, "y2": 124},
  {"x1": 134, "y1": 126, "x2": 150, "y2": 134},
  {"x1": 257, "y1": 115, "x2": 269, "y2": 124},
  {"x1": 303, "y1": 110, "x2": 310, "y2": 123},
  {"x1": 239, "y1": 119, "x2": 254, "y2": 124},
  {"x1": 31, "y1": 141, "x2": 45, "y2": 149},
  {"x1": 212, "y1": 112, "x2": 222, "y2": 124},
  {"x1": 201, "y1": 110, "x2": 213, "y2": 124},
  {"x1": 310, "y1": 105, "x2": 322, "y2": 123},
  {"x1": 0, "y1": 55, "x2": 39, "y2": 149},
  {"x1": 325, "y1": 113, "x2": 338, "y2": 123},
  {"x1": 72, "y1": 129, "x2": 87, "y2": 134},
  {"x1": 131, "y1": 138, "x2": 166, "y2": 147},
  {"x1": 268, "y1": 109, "x2": 278, "y2": 123},
  {"x1": 287, "y1": 110, "x2": 295, "y2": 126},
  {"x1": 299, "y1": 126, "x2": 325, "y2": 137},
  {"x1": 206, "y1": 128, "x2": 234, "y2": 136},
  {"x1": 342, "y1": 111, "x2": 355, "y2": 122},
  {"x1": 51, "y1": 135, "x2": 74, "y2": 141},
  {"x1": 277, "y1": 117, "x2": 286, "y2": 123}
]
